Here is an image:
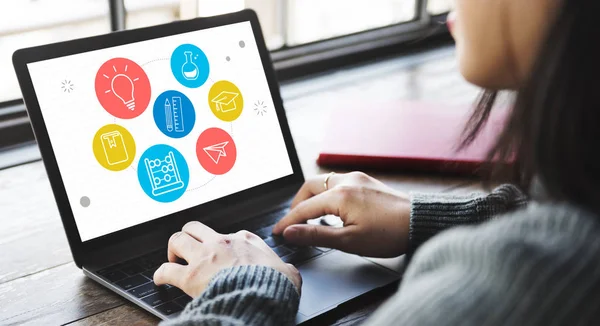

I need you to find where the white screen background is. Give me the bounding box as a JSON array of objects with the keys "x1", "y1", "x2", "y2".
[{"x1": 27, "y1": 22, "x2": 294, "y2": 241}]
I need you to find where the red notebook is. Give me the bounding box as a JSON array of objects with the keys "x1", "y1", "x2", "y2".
[{"x1": 317, "y1": 101, "x2": 507, "y2": 175}]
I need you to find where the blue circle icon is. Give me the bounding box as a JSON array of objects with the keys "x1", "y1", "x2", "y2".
[
  {"x1": 153, "y1": 90, "x2": 196, "y2": 138},
  {"x1": 138, "y1": 144, "x2": 189, "y2": 203},
  {"x1": 171, "y1": 44, "x2": 210, "y2": 88}
]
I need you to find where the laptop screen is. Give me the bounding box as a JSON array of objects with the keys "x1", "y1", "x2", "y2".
[{"x1": 26, "y1": 21, "x2": 294, "y2": 242}]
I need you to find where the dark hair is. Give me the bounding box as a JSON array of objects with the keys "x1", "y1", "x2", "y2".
[{"x1": 461, "y1": 0, "x2": 600, "y2": 211}]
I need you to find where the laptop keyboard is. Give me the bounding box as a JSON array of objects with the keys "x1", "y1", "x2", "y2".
[
  {"x1": 97, "y1": 250, "x2": 191, "y2": 316},
  {"x1": 96, "y1": 207, "x2": 331, "y2": 316}
]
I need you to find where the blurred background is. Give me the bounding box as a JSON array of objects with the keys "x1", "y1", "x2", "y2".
[
  {"x1": 0, "y1": 0, "x2": 456, "y2": 166},
  {"x1": 0, "y1": 0, "x2": 453, "y2": 103}
]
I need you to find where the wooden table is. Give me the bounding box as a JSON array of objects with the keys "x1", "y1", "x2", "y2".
[{"x1": 0, "y1": 46, "x2": 482, "y2": 325}]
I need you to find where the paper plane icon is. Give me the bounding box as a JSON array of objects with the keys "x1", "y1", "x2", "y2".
[{"x1": 203, "y1": 141, "x2": 229, "y2": 164}]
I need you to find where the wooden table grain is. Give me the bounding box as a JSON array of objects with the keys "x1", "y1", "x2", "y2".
[{"x1": 0, "y1": 46, "x2": 483, "y2": 326}]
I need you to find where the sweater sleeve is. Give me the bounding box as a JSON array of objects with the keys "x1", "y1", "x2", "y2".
[
  {"x1": 365, "y1": 203, "x2": 600, "y2": 326},
  {"x1": 162, "y1": 265, "x2": 299, "y2": 326},
  {"x1": 408, "y1": 184, "x2": 527, "y2": 255}
]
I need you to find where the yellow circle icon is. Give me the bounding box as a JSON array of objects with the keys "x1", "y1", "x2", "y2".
[
  {"x1": 208, "y1": 80, "x2": 244, "y2": 122},
  {"x1": 92, "y1": 124, "x2": 136, "y2": 171}
]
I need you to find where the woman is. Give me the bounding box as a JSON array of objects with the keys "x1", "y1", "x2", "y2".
[{"x1": 154, "y1": 0, "x2": 600, "y2": 324}]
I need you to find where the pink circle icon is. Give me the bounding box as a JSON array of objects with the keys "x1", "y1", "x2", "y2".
[
  {"x1": 95, "y1": 58, "x2": 151, "y2": 119},
  {"x1": 196, "y1": 128, "x2": 237, "y2": 175}
]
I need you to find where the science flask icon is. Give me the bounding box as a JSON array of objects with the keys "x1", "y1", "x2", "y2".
[
  {"x1": 95, "y1": 58, "x2": 151, "y2": 119},
  {"x1": 170, "y1": 44, "x2": 209, "y2": 88},
  {"x1": 182, "y1": 51, "x2": 199, "y2": 81}
]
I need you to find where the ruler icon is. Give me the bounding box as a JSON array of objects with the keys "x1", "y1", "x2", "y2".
[
  {"x1": 164, "y1": 96, "x2": 185, "y2": 133},
  {"x1": 171, "y1": 97, "x2": 184, "y2": 132}
]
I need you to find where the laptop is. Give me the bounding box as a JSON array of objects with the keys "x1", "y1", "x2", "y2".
[{"x1": 12, "y1": 9, "x2": 400, "y2": 324}]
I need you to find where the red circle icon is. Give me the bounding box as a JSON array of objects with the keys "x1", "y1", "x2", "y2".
[
  {"x1": 196, "y1": 128, "x2": 237, "y2": 175},
  {"x1": 95, "y1": 58, "x2": 151, "y2": 119}
]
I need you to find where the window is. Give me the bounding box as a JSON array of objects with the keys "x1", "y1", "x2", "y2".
[
  {"x1": 0, "y1": 0, "x2": 453, "y2": 152},
  {"x1": 0, "y1": 0, "x2": 110, "y2": 103},
  {"x1": 124, "y1": 0, "x2": 453, "y2": 49},
  {"x1": 125, "y1": 0, "x2": 180, "y2": 29},
  {"x1": 284, "y1": 0, "x2": 417, "y2": 46},
  {"x1": 428, "y1": 0, "x2": 454, "y2": 15},
  {"x1": 2, "y1": 0, "x2": 454, "y2": 103}
]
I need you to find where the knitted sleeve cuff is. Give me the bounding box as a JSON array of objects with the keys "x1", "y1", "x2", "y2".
[
  {"x1": 408, "y1": 184, "x2": 527, "y2": 255},
  {"x1": 165, "y1": 265, "x2": 299, "y2": 326}
]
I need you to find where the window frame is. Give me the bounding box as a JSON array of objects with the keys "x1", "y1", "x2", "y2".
[{"x1": 0, "y1": 0, "x2": 451, "y2": 153}]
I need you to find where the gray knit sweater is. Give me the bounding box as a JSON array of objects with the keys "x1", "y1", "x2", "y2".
[{"x1": 164, "y1": 185, "x2": 600, "y2": 325}]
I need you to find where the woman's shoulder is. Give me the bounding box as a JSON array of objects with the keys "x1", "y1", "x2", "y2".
[
  {"x1": 400, "y1": 202, "x2": 600, "y2": 324},
  {"x1": 409, "y1": 201, "x2": 600, "y2": 279},
  {"x1": 378, "y1": 202, "x2": 600, "y2": 325},
  {"x1": 435, "y1": 201, "x2": 600, "y2": 247},
  {"x1": 490, "y1": 201, "x2": 600, "y2": 235}
]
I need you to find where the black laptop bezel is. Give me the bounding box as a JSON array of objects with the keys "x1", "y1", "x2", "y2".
[{"x1": 12, "y1": 9, "x2": 304, "y2": 267}]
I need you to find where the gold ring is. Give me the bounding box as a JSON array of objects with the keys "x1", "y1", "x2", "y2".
[{"x1": 324, "y1": 172, "x2": 335, "y2": 191}]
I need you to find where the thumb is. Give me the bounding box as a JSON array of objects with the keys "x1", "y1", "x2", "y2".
[{"x1": 282, "y1": 224, "x2": 351, "y2": 249}]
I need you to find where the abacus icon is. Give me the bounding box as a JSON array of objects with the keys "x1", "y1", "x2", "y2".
[{"x1": 144, "y1": 151, "x2": 185, "y2": 196}]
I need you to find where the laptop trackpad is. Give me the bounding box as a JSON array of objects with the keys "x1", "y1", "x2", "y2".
[{"x1": 296, "y1": 250, "x2": 399, "y2": 318}]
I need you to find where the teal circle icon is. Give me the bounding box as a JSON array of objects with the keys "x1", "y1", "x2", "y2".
[
  {"x1": 138, "y1": 145, "x2": 189, "y2": 203},
  {"x1": 170, "y1": 44, "x2": 210, "y2": 88}
]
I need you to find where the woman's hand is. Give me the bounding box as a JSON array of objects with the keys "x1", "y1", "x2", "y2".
[
  {"x1": 154, "y1": 221, "x2": 302, "y2": 298},
  {"x1": 272, "y1": 172, "x2": 411, "y2": 258}
]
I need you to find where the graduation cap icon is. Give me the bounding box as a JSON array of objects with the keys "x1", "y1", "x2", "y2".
[
  {"x1": 211, "y1": 91, "x2": 239, "y2": 113},
  {"x1": 203, "y1": 141, "x2": 229, "y2": 164}
]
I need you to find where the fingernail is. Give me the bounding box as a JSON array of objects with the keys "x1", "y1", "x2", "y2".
[
  {"x1": 169, "y1": 231, "x2": 182, "y2": 242},
  {"x1": 153, "y1": 265, "x2": 162, "y2": 282},
  {"x1": 284, "y1": 226, "x2": 299, "y2": 238}
]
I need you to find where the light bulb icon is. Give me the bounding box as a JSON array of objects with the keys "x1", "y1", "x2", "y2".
[
  {"x1": 96, "y1": 58, "x2": 150, "y2": 119},
  {"x1": 102, "y1": 63, "x2": 141, "y2": 111},
  {"x1": 111, "y1": 74, "x2": 135, "y2": 110}
]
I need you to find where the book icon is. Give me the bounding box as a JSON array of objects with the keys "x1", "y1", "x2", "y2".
[
  {"x1": 211, "y1": 91, "x2": 239, "y2": 113},
  {"x1": 93, "y1": 124, "x2": 136, "y2": 172},
  {"x1": 164, "y1": 97, "x2": 185, "y2": 133},
  {"x1": 100, "y1": 131, "x2": 129, "y2": 165}
]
